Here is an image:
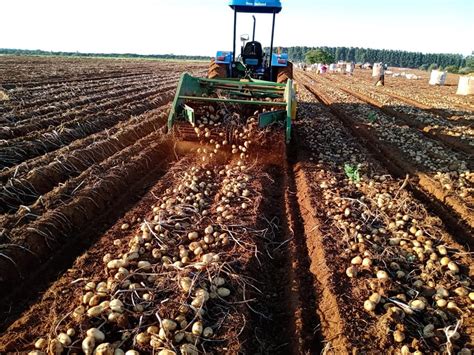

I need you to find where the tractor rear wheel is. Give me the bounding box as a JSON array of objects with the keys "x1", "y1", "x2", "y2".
[
  {"x1": 276, "y1": 61, "x2": 294, "y2": 83},
  {"x1": 208, "y1": 59, "x2": 227, "y2": 79}
]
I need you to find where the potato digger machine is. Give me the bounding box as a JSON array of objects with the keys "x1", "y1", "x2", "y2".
[{"x1": 167, "y1": 0, "x2": 296, "y2": 155}]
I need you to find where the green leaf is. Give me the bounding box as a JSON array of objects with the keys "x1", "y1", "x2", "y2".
[
  {"x1": 344, "y1": 164, "x2": 361, "y2": 182},
  {"x1": 367, "y1": 112, "x2": 377, "y2": 123}
]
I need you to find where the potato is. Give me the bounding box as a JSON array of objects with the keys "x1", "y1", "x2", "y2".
[
  {"x1": 203, "y1": 327, "x2": 214, "y2": 337},
  {"x1": 34, "y1": 338, "x2": 47, "y2": 349},
  {"x1": 217, "y1": 287, "x2": 231, "y2": 297},
  {"x1": 364, "y1": 300, "x2": 376, "y2": 311},
  {"x1": 82, "y1": 336, "x2": 95, "y2": 355},
  {"x1": 87, "y1": 328, "x2": 105, "y2": 342},
  {"x1": 162, "y1": 319, "x2": 177, "y2": 331},
  {"x1": 191, "y1": 321, "x2": 203, "y2": 336},
  {"x1": 87, "y1": 305, "x2": 104, "y2": 317},
  {"x1": 180, "y1": 277, "x2": 193, "y2": 292},
  {"x1": 135, "y1": 332, "x2": 150, "y2": 346},
  {"x1": 393, "y1": 330, "x2": 405, "y2": 342},
  {"x1": 107, "y1": 259, "x2": 127, "y2": 269},
  {"x1": 158, "y1": 350, "x2": 176, "y2": 355},
  {"x1": 180, "y1": 344, "x2": 199, "y2": 355},
  {"x1": 57, "y1": 333, "x2": 71, "y2": 346},
  {"x1": 95, "y1": 343, "x2": 115, "y2": 355},
  {"x1": 110, "y1": 299, "x2": 124, "y2": 313}
]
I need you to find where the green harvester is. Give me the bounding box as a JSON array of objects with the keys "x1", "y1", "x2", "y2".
[{"x1": 167, "y1": 73, "x2": 296, "y2": 144}]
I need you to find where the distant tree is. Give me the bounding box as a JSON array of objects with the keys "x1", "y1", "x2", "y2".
[
  {"x1": 459, "y1": 66, "x2": 474, "y2": 74},
  {"x1": 444, "y1": 65, "x2": 459, "y2": 73},
  {"x1": 347, "y1": 47, "x2": 356, "y2": 62},
  {"x1": 466, "y1": 54, "x2": 474, "y2": 68},
  {"x1": 428, "y1": 63, "x2": 439, "y2": 71},
  {"x1": 305, "y1": 49, "x2": 334, "y2": 64},
  {"x1": 419, "y1": 64, "x2": 429, "y2": 71}
]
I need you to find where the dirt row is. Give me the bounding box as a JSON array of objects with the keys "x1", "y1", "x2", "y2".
[
  {"x1": 0, "y1": 102, "x2": 172, "y2": 184},
  {"x1": 3, "y1": 72, "x2": 161, "y2": 111},
  {"x1": 291, "y1": 83, "x2": 473, "y2": 353},
  {"x1": 297, "y1": 73, "x2": 474, "y2": 234},
  {"x1": 0, "y1": 129, "x2": 178, "y2": 291},
  {"x1": 319, "y1": 72, "x2": 472, "y2": 123},
  {"x1": 0, "y1": 56, "x2": 205, "y2": 86},
  {"x1": 0, "y1": 111, "x2": 304, "y2": 355},
  {"x1": 313, "y1": 73, "x2": 474, "y2": 156},
  {"x1": 351, "y1": 69, "x2": 474, "y2": 114},
  {"x1": 1, "y1": 75, "x2": 176, "y2": 126},
  {"x1": 0, "y1": 77, "x2": 179, "y2": 135},
  {"x1": 0, "y1": 104, "x2": 172, "y2": 217},
  {"x1": 0, "y1": 86, "x2": 177, "y2": 168}
]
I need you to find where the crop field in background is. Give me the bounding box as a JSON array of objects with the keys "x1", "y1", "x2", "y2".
[{"x1": 0, "y1": 56, "x2": 472, "y2": 354}]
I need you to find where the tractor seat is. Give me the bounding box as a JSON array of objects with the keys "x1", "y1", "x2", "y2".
[{"x1": 243, "y1": 41, "x2": 263, "y2": 67}]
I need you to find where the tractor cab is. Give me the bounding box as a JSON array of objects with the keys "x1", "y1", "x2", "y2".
[{"x1": 210, "y1": 0, "x2": 292, "y2": 83}]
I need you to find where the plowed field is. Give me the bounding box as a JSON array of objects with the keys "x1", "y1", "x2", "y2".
[{"x1": 0, "y1": 58, "x2": 472, "y2": 355}]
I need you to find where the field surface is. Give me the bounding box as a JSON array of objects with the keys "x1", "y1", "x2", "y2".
[{"x1": 0, "y1": 57, "x2": 472, "y2": 354}]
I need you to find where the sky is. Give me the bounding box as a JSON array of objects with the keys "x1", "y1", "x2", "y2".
[{"x1": 1, "y1": 0, "x2": 473, "y2": 56}]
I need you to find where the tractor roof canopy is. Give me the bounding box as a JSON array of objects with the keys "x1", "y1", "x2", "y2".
[{"x1": 229, "y1": 0, "x2": 282, "y2": 13}]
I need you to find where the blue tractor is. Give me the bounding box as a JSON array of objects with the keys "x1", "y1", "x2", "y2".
[
  {"x1": 209, "y1": 0, "x2": 293, "y2": 83},
  {"x1": 168, "y1": 0, "x2": 296, "y2": 145}
]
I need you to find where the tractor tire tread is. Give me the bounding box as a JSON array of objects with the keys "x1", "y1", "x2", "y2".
[
  {"x1": 276, "y1": 62, "x2": 294, "y2": 83},
  {"x1": 208, "y1": 59, "x2": 227, "y2": 79}
]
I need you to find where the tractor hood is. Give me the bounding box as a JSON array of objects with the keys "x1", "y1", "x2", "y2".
[{"x1": 229, "y1": 0, "x2": 282, "y2": 13}]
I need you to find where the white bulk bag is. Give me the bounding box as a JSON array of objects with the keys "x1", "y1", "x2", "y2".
[
  {"x1": 429, "y1": 70, "x2": 446, "y2": 85},
  {"x1": 406, "y1": 74, "x2": 418, "y2": 80},
  {"x1": 372, "y1": 63, "x2": 382, "y2": 77},
  {"x1": 456, "y1": 76, "x2": 474, "y2": 95}
]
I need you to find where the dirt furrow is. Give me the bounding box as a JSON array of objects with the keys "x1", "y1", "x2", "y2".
[
  {"x1": 291, "y1": 83, "x2": 473, "y2": 353},
  {"x1": 336, "y1": 84, "x2": 474, "y2": 156},
  {"x1": 0, "y1": 134, "x2": 176, "y2": 298},
  {"x1": 0, "y1": 79, "x2": 178, "y2": 136},
  {"x1": 298, "y1": 73, "x2": 474, "y2": 233},
  {"x1": 4, "y1": 73, "x2": 160, "y2": 111},
  {"x1": 0, "y1": 105, "x2": 170, "y2": 219},
  {"x1": 0, "y1": 88, "x2": 175, "y2": 168}
]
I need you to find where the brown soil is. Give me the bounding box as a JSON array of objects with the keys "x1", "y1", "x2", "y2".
[
  {"x1": 335, "y1": 84, "x2": 474, "y2": 157},
  {"x1": 0, "y1": 104, "x2": 171, "y2": 213},
  {"x1": 0, "y1": 135, "x2": 175, "y2": 295},
  {"x1": 0, "y1": 158, "x2": 192, "y2": 349},
  {"x1": 0, "y1": 57, "x2": 472, "y2": 355},
  {"x1": 299, "y1": 77, "x2": 474, "y2": 236}
]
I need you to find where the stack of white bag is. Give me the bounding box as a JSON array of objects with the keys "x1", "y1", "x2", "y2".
[
  {"x1": 456, "y1": 75, "x2": 474, "y2": 95},
  {"x1": 429, "y1": 70, "x2": 447, "y2": 85}
]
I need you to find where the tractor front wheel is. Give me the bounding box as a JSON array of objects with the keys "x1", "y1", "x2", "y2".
[{"x1": 208, "y1": 59, "x2": 227, "y2": 79}]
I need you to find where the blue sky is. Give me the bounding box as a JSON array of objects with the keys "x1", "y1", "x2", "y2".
[{"x1": 1, "y1": 0, "x2": 473, "y2": 56}]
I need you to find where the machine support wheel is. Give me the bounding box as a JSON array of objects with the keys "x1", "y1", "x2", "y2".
[
  {"x1": 208, "y1": 59, "x2": 227, "y2": 79},
  {"x1": 276, "y1": 61, "x2": 294, "y2": 83}
]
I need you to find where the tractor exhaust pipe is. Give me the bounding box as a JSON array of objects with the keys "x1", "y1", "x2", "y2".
[
  {"x1": 252, "y1": 15, "x2": 256, "y2": 41},
  {"x1": 269, "y1": 11, "x2": 276, "y2": 76}
]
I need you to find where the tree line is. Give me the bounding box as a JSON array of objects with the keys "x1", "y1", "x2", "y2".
[
  {"x1": 0, "y1": 48, "x2": 209, "y2": 61},
  {"x1": 2, "y1": 47, "x2": 472, "y2": 73},
  {"x1": 279, "y1": 46, "x2": 468, "y2": 69}
]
